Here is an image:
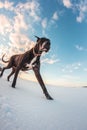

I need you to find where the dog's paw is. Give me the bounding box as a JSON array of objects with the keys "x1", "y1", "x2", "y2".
[
  {"x1": 12, "y1": 84, "x2": 15, "y2": 88},
  {"x1": 46, "y1": 94, "x2": 53, "y2": 100},
  {"x1": 0, "y1": 74, "x2": 2, "y2": 77}
]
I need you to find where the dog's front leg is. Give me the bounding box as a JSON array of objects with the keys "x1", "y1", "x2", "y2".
[
  {"x1": 33, "y1": 67, "x2": 53, "y2": 100},
  {"x1": 12, "y1": 67, "x2": 20, "y2": 88}
]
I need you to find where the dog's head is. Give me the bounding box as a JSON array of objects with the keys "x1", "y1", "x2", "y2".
[{"x1": 35, "y1": 36, "x2": 51, "y2": 53}]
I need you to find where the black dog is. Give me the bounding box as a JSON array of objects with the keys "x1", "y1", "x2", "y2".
[{"x1": 0, "y1": 36, "x2": 53, "y2": 100}]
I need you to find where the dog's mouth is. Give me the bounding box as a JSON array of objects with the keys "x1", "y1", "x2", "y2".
[
  {"x1": 40, "y1": 41, "x2": 50, "y2": 53},
  {"x1": 40, "y1": 48, "x2": 48, "y2": 52}
]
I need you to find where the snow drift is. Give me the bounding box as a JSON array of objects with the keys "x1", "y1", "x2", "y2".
[{"x1": 0, "y1": 76, "x2": 87, "y2": 130}]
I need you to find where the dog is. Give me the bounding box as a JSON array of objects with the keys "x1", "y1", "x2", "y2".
[{"x1": 0, "y1": 36, "x2": 53, "y2": 100}]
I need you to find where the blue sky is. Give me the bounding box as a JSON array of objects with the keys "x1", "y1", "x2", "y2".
[{"x1": 0, "y1": 0, "x2": 87, "y2": 87}]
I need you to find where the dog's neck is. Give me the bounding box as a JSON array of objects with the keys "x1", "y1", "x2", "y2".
[
  {"x1": 33, "y1": 48, "x2": 41, "y2": 57},
  {"x1": 33, "y1": 43, "x2": 42, "y2": 57},
  {"x1": 26, "y1": 43, "x2": 42, "y2": 69}
]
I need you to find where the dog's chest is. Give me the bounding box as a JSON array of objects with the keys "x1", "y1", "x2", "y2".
[{"x1": 26, "y1": 56, "x2": 38, "y2": 69}]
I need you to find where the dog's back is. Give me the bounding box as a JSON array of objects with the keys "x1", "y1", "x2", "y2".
[{"x1": 8, "y1": 54, "x2": 24, "y2": 67}]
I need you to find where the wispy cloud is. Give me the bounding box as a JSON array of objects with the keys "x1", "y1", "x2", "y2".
[
  {"x1": 62, "y1": 0, "x2": 72, "y2": 8},
  {"x1": 76, "y1": 12, "x2": 85, "y2": 23},
  {"x1": 41, "y1": 18, "x2": 47, "y2": 29},
  {"x1": 52, "y1": 11, "x2": 59, "y2": 20},
  {"x1": 13, "y1": 13, "x2": 28, "y2": 33},
  {"x1": 41, "y1": 54, "x2": 60, "y2": 65},
  {"x1": 0, "y1": 0, "x2": 14, "y2": 11},
  {"x1": 0, "y1": 14, "x2": 12, "y2": 35},
  {"x1": 41, "y1": 11, "x2": 59, "y2": 35},
  {"x1": 62, "y1": 62, "x2": 82, "y2": 73},
  {"x1": 15, "y1": 1, "x2": 41, "y2": 22},
  {"x1": 59, "y1": 0, "x2": 87, "y2": 23},
  {"x1": 75, "y1": 45, "x2": 87, "y2": 51},
  {"x1": 75, "y1": 0, "x2": 87, "y2": 23},
  {"x1": 41, "y1": 58, "x2": 59, "y2": 64}
]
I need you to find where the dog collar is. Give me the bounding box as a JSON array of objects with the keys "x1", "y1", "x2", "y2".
[{"x1": 33, "y1": 47, "x2": 41, "y2": 57}]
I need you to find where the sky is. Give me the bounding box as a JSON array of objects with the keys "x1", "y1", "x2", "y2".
[{"x1": 0, "y1": 0, "x2": 87, "y2": 87}]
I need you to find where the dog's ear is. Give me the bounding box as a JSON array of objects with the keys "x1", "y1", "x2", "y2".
[{"x1": 34, "y1": 36, "x2": 40, "y2": 42}]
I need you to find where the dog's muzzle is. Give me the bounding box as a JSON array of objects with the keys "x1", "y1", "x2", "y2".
[{"x1": 40, "y1": 41, "x2": 50, "y2": 53}]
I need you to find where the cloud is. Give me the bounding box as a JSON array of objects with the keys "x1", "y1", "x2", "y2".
[
  {"x1": 41, "y1": 58, "x2": 59, "y2": 64},
  {"x1": 52, "y1": 11, "x2": 59, "y2": 20},
  {"x1": 41, "y1": 18, "x2": 47, "y2": 29},
  {"x1": 13, "y1": 13, "x2": 28, "y2": 33},
  {"x1": 75, "y1": 45, "x2": 84, "y2": 51},
  {"x1": 75, "y1": 45, "x2": 87, "y2": 51},
  {"x1": 59, "y1": 0, "x2": 87, "y2": 23},
  {"x1": 75, "y1": 1, "x2": 87, "y2": 23},
  {"x1": 49, "y1": 11, "x2": 59, "y2": 27},
  {"x1": 15, "y1": 1, "x2": 41, "y2": 22},
  {"x1": 62, "y1": 0, "x2": 72, "y2": 8},
  {"x1": 76, "y1": 12, "x2": 85, "y2": 23},
  {"x1": 41, "y1": 54, "x2": 60, "y2": 65},
  {"x1": 0, "y1": 0, "x2": 14, "y2": 10},
  {"x1": 62, "y1": 62, "x2": 82, "y2": 73},
  {"x1": 0, "y1": 14, "x2": 12, "y2": 35},
  {"x1": 9, "y1": 32, "x2": 29, "y2": 46},
  {"x1": 41, "y1": 11, "x2": 59, "y2": 35}
]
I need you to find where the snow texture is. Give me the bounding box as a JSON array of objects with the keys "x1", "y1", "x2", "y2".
[{"x1": 0, "y1": 76, "x2": 87, "y2": 130}]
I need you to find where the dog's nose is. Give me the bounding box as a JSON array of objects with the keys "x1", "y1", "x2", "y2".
[{"x1": 46, "y1": 44, "x2": 50, "y2": 51}]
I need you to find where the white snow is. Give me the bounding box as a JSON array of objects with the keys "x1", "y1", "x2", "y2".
[{"x1": 0, "y1": 76, "x2": 87, "y2": 130}]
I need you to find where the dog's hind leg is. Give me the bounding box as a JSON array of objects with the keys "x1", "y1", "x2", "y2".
[
  {"x1": 7, "y1": 67, "x2": 15, "y2": 81},
  {"x1": 0, "y1": 67, "x2": 2, "y2": 71},
  {"x1": 0, "y1": 61, "x2": 13, "y2": 77},
  {"x1": 12, "y1": 67, "x2": 20, "y2": 88},
  {"x1": 0, "y1": 67, "x2": 10, "y2": 77}
]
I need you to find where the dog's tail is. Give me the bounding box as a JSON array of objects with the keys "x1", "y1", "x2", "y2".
[{"x1": 2, "y1": 54, "x2": 9, "y2": 63}]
